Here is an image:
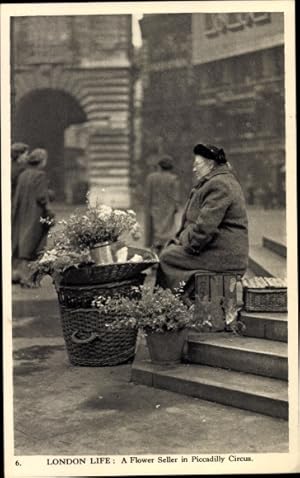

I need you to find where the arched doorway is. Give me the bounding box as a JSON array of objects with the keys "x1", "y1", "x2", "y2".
[{"x1": 13, "y1": 88, "x2": 87, "y2": 201}]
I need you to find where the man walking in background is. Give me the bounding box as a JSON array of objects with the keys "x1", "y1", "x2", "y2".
[{"x1": 145, "y1": 155, "x2": 180, "y2": 254}]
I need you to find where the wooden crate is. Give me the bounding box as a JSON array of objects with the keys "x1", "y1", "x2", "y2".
[{"x1": 195, "y1": 272, "x2": 243, "y2": 332}]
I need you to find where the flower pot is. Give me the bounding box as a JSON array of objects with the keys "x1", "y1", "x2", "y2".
[
  {"x1": 90, "y1": 242, "x2": 114, "y2": 265},
  {"x1": 145, "y1": 329, "x2": 188, "y2": 364}
]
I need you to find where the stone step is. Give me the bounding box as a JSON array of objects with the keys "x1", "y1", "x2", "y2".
[
  {"x1": 82, "y1": 95, "x2": 130, "y2": 106},
  {"x1": 89, "y1": 160, "x2": 130, "y2": 168},
  {"x1": 12, "y1": 298, "x2": 59, "y2": 318},
  {"x1": 81, "y1": 77, "x2": 130, "y2": 87},
  {"x1": 81, "y1": 85, "x2": 130, "y2": 95},
  {"x1": 86, "y1": 103, "x2": 129, "y2": 113},
  {"x1": 186, "y1": 333, "x2": 288, "y2": 380},
  {"x1": 90, "y1": 166, "x2": 129, "y2": 174},
  {"x1": 131, "y1": 344, "x2": 288, "y2": 419},
  {"x1": 90, "y1": 137, "x2": 129, "y2": 145},
  {"x1": 248, "y1": 245, "x2": 286, "y2": 278},
  {"x1": 89, "y1": 128, "x2": 129, "y2": 137},
  {"x1": 12, "y1": 277, "x2": 59, "y2": 318},
  {"x1": 89, "y1": 177, "x2": 129, "y2": 186},
  {"x1": 89, "y1": 144, "x2": 130, "y2": 152},
  {"x1": 239, "y1": 311, "x2": 287, "y2": 342},
  {"x1": 263, "y1": 236, "x2": 287, "y2": 258}
]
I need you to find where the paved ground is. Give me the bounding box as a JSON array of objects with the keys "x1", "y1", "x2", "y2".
[
  {"x1": 10, "y1": 203, "x2": 288, "y2": 455},
  {"x1": 13, "y1": 315, "x2": 288, "y2": 455}
]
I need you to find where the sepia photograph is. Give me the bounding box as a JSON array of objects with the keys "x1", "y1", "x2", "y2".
[{"x1": 2, "y1": 1, "x2": 298, "y2": 476}]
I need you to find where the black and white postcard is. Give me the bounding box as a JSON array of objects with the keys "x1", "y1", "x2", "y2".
[{"x1": 2, "y1": 1, "x2": 298, "y2": 476}]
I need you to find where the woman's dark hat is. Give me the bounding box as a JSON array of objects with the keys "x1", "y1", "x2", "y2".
[
  {"x1": 158, "y1": 155, "x2": 174, "y2": 170},
  {"x1": 28, "y1": 148, "x2": 48, "y2": 165},
  {"x1": 193, "y1": 144, "x2": 226, "y2": 163}
]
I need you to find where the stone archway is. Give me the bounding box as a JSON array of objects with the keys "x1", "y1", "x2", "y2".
[{"x1": 13, "y1": 88, "x2": 87, "y2": 201}]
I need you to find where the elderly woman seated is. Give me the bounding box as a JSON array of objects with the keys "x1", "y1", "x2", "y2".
[{"x1": 156, "y1": 143, "x2": 249, "y2": 296}]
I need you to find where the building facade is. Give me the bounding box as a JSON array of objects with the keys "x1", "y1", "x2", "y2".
[
  {"x1": 140, "y1": 13, "x2": 285, "y2": 207},
  {"x1": 11, "y1": 15, "x2": 134, "y2": 207}
]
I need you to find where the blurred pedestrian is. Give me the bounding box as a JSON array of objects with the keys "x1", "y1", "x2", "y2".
[
  {"x1": 145, "y1": 155, "x2": 180, "y2": 254},
  {"x1": 12, "y1": 148, "x2": 55, "y2": 287},
  {"x1": 11, "y1": 142, "x2": 29, "y2": 199},
  {"x1": 245, "y1": 173, "x2": 255, "y2": 205},
  {"x1": 11, "y1": 142, "x2": 29, "y2": 282}
]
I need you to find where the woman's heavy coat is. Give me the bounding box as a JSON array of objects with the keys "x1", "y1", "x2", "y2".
[
  {"x1": 157, "y1": 164, "x2": 249, "y2": 290},
  {"x1": 12, "y1": 166, "x2": 51, "y2": 260}
]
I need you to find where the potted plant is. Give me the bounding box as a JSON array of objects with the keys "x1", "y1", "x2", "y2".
[{"x1": 92, "y1": 285, "x2": 201, "y2": 364}]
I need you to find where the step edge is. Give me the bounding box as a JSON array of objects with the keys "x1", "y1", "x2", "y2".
[
  {"x1": 262, "y1": 236, "x2": 287, "y2": 258},
  {"x1": 250, "y1": 243, "x2": 286, "y2": 261},
  {"x1": 248, "y1": 252, "x2": 286, "y2": 273},
  {"x1": 263, "y1": 235, "x2": 287, "y2": 248},
  {"x1": 187, "y1": 339, "x2": 288, "y2": 358},
  {"x1": 240, "y1": 311, "x2": 288, "y2": 321},
  {"x1": 131, "y1": 362, "x2": 288, "y2": 402}
]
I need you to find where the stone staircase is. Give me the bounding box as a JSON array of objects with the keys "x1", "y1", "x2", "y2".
[
  {"x1": 131, "y1": 236, "x2": 288, "y2": 420},
  {"x1": 249, "y1": 234, "x2": 286, "y2": 278},
  {"x1": 83, "y1": 68, "x2": 133, "y2": 208}
]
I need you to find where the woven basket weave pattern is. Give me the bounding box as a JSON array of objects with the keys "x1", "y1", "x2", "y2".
[
  {"x1": 60, "y1": 308, "x2": 137, "y2": 366},
  {"x1": 57, "y1": 274, "x2": 146, "y2": 366},
  {"x1": 57, "y1": 275, "x2": 144, "y2": 309},
  {"x1": 244, "y1": 289, "x2": 287, "y2": 312},
  {"x1": 61, "y1": 247, "x2": 158, "y2": 286}
]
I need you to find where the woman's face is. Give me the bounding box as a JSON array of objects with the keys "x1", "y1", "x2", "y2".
[{"x1": 193, "y1": 155, "x2": 214, "y2": 180}]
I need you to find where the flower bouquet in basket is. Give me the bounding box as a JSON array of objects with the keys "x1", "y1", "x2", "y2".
[
  {"x1": 92, "y1": 285, "x2": 201, "y2": 364},
  {"x1": 31, "y1": 194, "x2": 150, "y2": 286}
]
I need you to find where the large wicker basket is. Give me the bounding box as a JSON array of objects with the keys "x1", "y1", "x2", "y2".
[
  {"x1": 60, "y1": 246, "x2": 158, "y2": 286},
  {"x1": 59, "y1": 308, "x2": 138, "y2": 366},
  {"x1": 242, "y1": 277, "x2": 287, "y2": 313},
  {"x1": 56, "y1": 275, "x2": 145, "y2": 366}
]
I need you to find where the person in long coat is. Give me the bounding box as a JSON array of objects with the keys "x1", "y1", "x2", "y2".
[
  {"x1": 156, "y1": 144, "x2": 249, "y2": 291},
  {"x1": 11, "y1": 143, "x2": 29, "y2": 279},
  {"x1": 145, "y1": 155, "x2": 180, "y2": 253},
  {"x1": 12, "y1": 148, "x2": 54, "y2": 286},
  {"x1": 11, "y1": 142, "x2": 29, "y2": 200}
]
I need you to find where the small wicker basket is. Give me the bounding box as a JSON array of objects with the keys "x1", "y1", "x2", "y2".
[{"x1": 242, "y1": 277, "x2": 287, "y2": 313}]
